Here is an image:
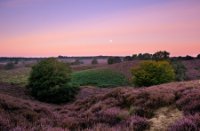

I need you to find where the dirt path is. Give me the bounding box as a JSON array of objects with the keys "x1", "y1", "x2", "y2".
[{"x1": 148, "y1": 106, "x2": 183, "y2": 131}]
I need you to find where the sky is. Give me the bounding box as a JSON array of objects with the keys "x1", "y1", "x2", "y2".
[{"x1": 0, "y1": 0, "x2": 200, "y2": 57}]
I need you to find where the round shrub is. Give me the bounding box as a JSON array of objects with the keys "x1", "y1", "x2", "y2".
[
  {"x1": 131, "y1": 61, "x2": 175, "y2": 87},
  {"x1": 28, "y1": 58, "x2": 78, "y2": 103},
  {"x1": 91, "y1": 58, "x2": 98, "y2": 64}
]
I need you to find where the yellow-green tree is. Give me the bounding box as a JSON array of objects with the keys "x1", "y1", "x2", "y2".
[{"x1": 131, "y1": 61, "x2": 175, "y2": 87}]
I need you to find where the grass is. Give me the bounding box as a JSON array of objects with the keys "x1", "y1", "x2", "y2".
[
  {"x1": 0, "y1": 67, "x2": 128, "y2": 88},
  {"x1": 0, "y1": 67, "x2": 31, "y2": 86},
  {"x1": 71, "y1": 69, "x2": 128, "y2": 87}
]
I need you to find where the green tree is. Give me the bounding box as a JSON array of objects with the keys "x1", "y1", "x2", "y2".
[
  {"x1": 131, "y1": 61, "x2": 175, "y2": 87},
  {"x1": 28, "y1": 58, "x2": 78, "y2": 103}
]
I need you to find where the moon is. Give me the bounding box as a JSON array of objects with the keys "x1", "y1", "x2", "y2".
[{"x1": 109, "y1": 39, "x2": 113, "y2": 43}]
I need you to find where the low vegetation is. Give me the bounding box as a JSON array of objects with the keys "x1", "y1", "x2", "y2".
[
  {"x1": 71, "y1": 69, "x2": 128, "y2": 87},
  {"x1": 0, "y1": 67, "x2": 30, "y2": 86},
  {"x1": 131, "y1": 61, "x2": 175, "y2": 87},
  {"x1": 28, "y1": 58, "x2": 79, "y2": 103},
  {"x1": 4, "y1": 62, "x2": 15, "y2": 70},
  {"x1": 1, "y1": 80, "x2": 200, "y2": 130}
]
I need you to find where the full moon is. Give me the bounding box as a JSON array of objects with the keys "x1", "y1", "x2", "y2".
[{"x1": 109, "y1": 39, "x2": 113, "y2": 43}]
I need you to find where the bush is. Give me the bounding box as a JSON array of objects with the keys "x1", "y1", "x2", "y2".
[
  {"x1": 171, "y1": 60, "x2": 187, "y2": 81},
  {"x1": 91, "y1": 58, "x2": 98, "y2": 64},
  {"x1": 71, "y1": 59, "x2": 83, "y2": 65},
  {"x1": 131, "y1": 61, "x2": 175, "y2": 87},
  {"x1": 4, "y1": 62, "x2": 15, "y2": 70},
  {"x1": 107, "y1": 57, "x2": 121, "y2": 64},
  {"x1": 28, "y1": 58, "x2": 78, "y2": 103}
]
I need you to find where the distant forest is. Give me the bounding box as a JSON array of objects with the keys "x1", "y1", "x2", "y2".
[{"x1": 0, "y1": 51, "x2": 200, "y2": 62}]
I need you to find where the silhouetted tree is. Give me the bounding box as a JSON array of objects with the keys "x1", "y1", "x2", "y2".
[
  {"x1": 197, "y1": 54, "x2": 200, "y2": 59},
  {"x1": 124, "y1": 56, "x2": 132, "y2": 61},
  {"x1": 183, "y1": 55, "x2": 194, "y2": 60},
  {"x1": 142, "y1": 53, "x2": 152, "y2": 60},
  {"x1": 153, "y1": 51, "x2": 170, "y2": 60},
  {"x1": 132, "y1": 54, "x2": 138, "y2": 59}
]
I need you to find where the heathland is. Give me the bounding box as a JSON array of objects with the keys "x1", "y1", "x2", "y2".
[{"x1": 0, "y1": 53, "x2": 200, "y2": 131}]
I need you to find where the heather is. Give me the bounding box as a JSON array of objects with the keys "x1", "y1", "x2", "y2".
[{"x1": 0, "y1": 80, "x2": 200, "y2": 130}]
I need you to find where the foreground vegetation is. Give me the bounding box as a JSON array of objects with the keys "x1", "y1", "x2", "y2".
[
  {"x1": 131, "y1": 61, "x2": 175, "y2": 87},
  {"x1": 0, "y1": 80, "x2": 200, "y2": 130},
  {"x1": 0, "y1": 56, "x2": 200, "y2": 130},
  {"x1": 28, "y1": 58, "x2": 79, "y2": 103},
  {"x1": 72, "y1": 69, "x2": 128, "y2": 87}
]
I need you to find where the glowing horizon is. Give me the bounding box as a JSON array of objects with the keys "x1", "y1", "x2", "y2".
[{"x1": 0, "y1": 0, "x2": 200, "y2": 57}]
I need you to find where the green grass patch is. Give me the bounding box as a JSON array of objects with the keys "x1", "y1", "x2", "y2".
[
  {"x1": 71, "y1": 69, "x2": 128, "y2": 87},
  {"x1": 0, "y1": 67, "x2": 30, "y2": 86}
]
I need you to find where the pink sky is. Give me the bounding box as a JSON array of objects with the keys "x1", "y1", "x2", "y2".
[{"x1": 0, "y1": 0, "x2": 200, "y2": 57}]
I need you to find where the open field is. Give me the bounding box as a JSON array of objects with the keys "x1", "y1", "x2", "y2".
[
  {"x1": 0, "y1": 67, "x2": 30, "y2": 86},
  {"x1": 1, "y1": 59, "x2": 200, "y2": 86},
  {"x1": 72, "y1": 69, "x2": 128, "y2": 87},
  {"x1": 0, "y1": 80, "x2": 200, "y2": 130}
]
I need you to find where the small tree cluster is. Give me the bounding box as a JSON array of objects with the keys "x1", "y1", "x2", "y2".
[
  {"x1": 131, "y1": 61, "x2": 175, "y2": 87},
  {"x1": 28, "y1": 58, "x2": 79, "y2": 103},
  {"x1": 107, "y1": 57, "x2": 122, "y2": 64},
  {"x1": 123, "y1": 51, "x2": 170, "y2": 61}
]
